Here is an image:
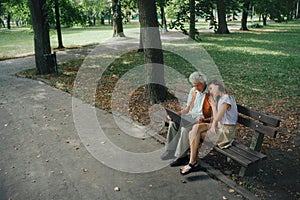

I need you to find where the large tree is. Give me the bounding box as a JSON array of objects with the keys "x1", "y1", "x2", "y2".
[
  {"x1": 137, "y1": 0, "x2": 167, "y2": 103},
  {"x1": 28, "y1": 0, "x2": 55, "y2": 74}
]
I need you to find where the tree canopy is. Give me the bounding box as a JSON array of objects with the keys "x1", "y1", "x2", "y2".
[{"x1": 1, "y1": 0, "x2": 299, "y2": 30}]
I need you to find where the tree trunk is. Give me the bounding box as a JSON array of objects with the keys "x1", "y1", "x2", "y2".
[
  {"x1": 112, "y1": 0, "x2": 125, "y2": 37},
  {"x1": 54, "y1": 0, "x2": 64, "y2": 49},
  {"x1": 29, "y1": 0, "x2": 55, "y2": 75},
  {"x1": 100, "y1": 15, "x2": 105, "y2": 25},
  {"x1": 0, "y1": 18, "x2": 5, "y2": 28},
  {"x1": 137, "y1": 0, "x2": 167, "y2": 103},
  {"x1": 7, "y1": 12, "x2": 11, "y2": 29},
  {"x1": 240, "y1": 0, "x2": 250, "y2": 31},
  {"x1": 296, "y1": 1, "x2": 299, "y2": 19},
  {"x1": 160, "y1": 5, "x2": 168, "y2": 33},
  {"x1": 262, "y1": 14, "x2": 267, "y2": 26},
  {"x1": 216, "y1": 0, "x2": 229, "y2": 34},
  {"x1": 189, "y1": 0, "x2": 196, "y2": 39},
  {"x1": 138, "y1": 28, "x2": 144, "y2": 52}
]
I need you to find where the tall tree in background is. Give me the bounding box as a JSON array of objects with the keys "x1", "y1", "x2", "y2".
[
  {"x1": 296, "y1": 1, "x2": 299, "y2": 18},
  {"x1": 157, "y1": 0, "x2": 168, "y2": 33},
  {"x1": 240, "y1": 0, "x2": 250, "y2": 30},
  {"x1": 216, "y1": 0, "x2": 229, "y2": 34},
  {"x1": 54, "y1": 0, "x2": 64, "y2": 48},
  {"x1": 112, "y1": 0, "x2": 125, "y2": 37},
  {"x1": 137, "y1": 0, "x2": 167, "y2": 103},
  {"x1": 28, "y1": 0, "x2": 55, "y2": 74},
  {"x1": 189, "y1": 0, "x2": 196, "y2": 39}
]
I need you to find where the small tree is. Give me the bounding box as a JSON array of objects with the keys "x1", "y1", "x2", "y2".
[
  {"x1": 240, "y1": 0, "x2": 251, "y2": 31},
  {"x1": 54, "y1": 0, "x2": 64, "y2": 49},
  {"x1": 112, "y1": 0, "x2": 125, "y2": 37},
  {"x1": 157, "y1": 0, "x2": 168, "y2": 33},
  {"x1": 189, "y1": 0, "x2": 196, "y2": 39}
]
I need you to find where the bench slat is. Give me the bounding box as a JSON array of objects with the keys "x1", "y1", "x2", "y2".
[
  {"x1": 229, "y1": 147, "x2": 262, "y2": 163},
  {"x1": 237, "y1": 104, "x2": 280, "y2": 127},
  {"x1": 213, "y1": 146, "x2": 253, "y2": 167},
  {"x1": 232, "y1": 141, "x2": 267, "y2": 160},
  {"x1": 229, "y1": 143, "x2": 267, "y2": 163},
  {"x1": 238, "y1": 115, "x2": 278, "y2": 138}
]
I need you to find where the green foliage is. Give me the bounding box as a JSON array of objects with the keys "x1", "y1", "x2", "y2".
[
  {"x1": 253, "y1": 0, "x2": 298, "y2": 23},
  {"x1": 0, "y1": 0, "x2": 30, "y2": 27},
  {"x1": 80, "y1": 0, "x2": 111, "y2": 26},
  {"x1": 167, "y1": 0, "x2": 205, "y2": 35},
  {"x1": 46, "y1": 0, "x2": 85, "y2": 27}
]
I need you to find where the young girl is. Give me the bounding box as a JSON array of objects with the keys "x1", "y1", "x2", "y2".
[{"x1": 180, "y1": 80, "x2": 238, "y2": 175}]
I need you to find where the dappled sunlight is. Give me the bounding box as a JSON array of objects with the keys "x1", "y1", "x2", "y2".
[
  {"x1": 245, "y1": 38, "x2": 273, "y2": 44},
  {"x1": 122, "y1": 60, "x2": 134, "y2": 65},
  {"x1": 226, "y1": 46, "x2": 288, "y2": 56},
  {"x1": 214, "y1": 45, "x2": 288, "y2": 56},
  {"x1": 251, "y1": 87, "x2": 263, "y2": 92}
]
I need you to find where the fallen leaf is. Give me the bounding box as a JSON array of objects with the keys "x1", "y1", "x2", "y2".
[
  {"x1": 81, "y1": 168, "x2": 88, "y2": 172},
  {"x1": 229, "y1": 189, "x2": 235, "y2": 193}
]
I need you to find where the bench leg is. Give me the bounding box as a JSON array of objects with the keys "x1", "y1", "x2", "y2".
[
  {"x1": 239, "y1": 166, "x2": 247, "y2": 177},
  {"x1": 239, "y1": 163, "x2": 260, "y2": 177},
  {"x1": 250, "y1": 131, "x2": 264, "y2": 151},
  {"x1": 239, "y1": 166, "x2": 255, "y2": 177}
]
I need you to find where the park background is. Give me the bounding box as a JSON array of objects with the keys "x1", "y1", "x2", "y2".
[{"x1": 0, "y1": 0, "x2": 300, "y2": 199}]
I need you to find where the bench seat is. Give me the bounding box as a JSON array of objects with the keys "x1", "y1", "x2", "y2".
[{"x1": 214, "y1": 141, "x2": 267, "y2": 167}]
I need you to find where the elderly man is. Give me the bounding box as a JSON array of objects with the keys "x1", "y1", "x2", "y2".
[{"x1": 161, "y1": 71, "x2": 212, "y2": 166}]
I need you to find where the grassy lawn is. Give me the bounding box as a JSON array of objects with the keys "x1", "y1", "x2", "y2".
[{"x1": 0, "y1": 23, "x2": 140, "y2": 60}]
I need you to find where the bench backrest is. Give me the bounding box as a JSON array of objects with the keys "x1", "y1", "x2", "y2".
[{"x1": 237, "y1": 104, "x2": 281, "y2": 138}]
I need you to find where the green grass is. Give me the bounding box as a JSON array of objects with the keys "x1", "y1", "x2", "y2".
[
  {"x1": 0, "y1": 23, "x2": 140, "y2": 60},
  {"x1": 0, "y1": 28, "x2": 34, "y2": 59}
]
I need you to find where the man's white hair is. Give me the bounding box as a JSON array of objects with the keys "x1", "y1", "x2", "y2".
[{"x1": 189, "y1": 71, "x2": 207, "y2": 84}]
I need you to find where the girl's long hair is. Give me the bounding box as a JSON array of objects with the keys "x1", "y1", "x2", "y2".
[{"x1": 208, "y1": 80, "x2": 233, "y2": 95}]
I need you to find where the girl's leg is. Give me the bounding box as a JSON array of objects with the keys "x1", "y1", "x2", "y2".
[{"x1": 188, "y1": 123, "x2": 209, "y2": 164}]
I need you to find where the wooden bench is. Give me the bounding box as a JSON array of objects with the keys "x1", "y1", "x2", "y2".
[
  {"x1": 157, "y1": 85, "x2": 281, "y2": 176},
  {"x1": 213, "y1": 104, "x2": 281, "y2": 177}
]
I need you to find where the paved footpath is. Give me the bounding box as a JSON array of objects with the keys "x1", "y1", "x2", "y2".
[{"x1": 0, "y1": 35, "x2": 258, "y2": 200}]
